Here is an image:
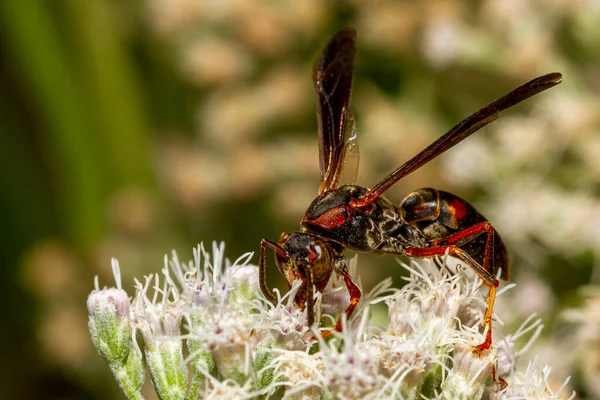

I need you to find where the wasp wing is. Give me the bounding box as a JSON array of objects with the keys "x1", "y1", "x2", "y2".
[
  {"x1": 313, "y1": 28, "x2": 357, "y2": 194},
  {"x1": 337, "y1": 110, "x2": 360, "y2": 187}
]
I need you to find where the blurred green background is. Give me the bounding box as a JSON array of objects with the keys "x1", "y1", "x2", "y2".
[{"x1": 2, "y1": 1, "x2": 600, "y2": 398}]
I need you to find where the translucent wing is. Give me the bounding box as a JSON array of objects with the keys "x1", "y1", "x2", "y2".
[
  {"x1": 313, "y1": 28, "x2": 357, "y2": 194},
  {"x1": 337, "y1": 111, "x2": 360, "y2": 186}
]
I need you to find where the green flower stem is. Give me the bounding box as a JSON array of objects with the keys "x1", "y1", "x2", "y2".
[
  {"x1": 110, "y1": 350, "x2": 145, "y2": 400},
  {"x1": 186, "y1": 341, "x2": 216, "y2": 400},
  {"x1": 146, "y1": 340, "x2": 188, "y2": 400}
]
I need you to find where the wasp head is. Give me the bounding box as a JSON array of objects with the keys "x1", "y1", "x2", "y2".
[
  {"x1": 274, "y1": 233, "x2": 337, "y2": 324},
  {"x1": 276, "y1": 232, "x2": 335, "y2": 290}
]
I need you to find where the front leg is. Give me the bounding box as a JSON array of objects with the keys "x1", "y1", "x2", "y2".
[{"x1": 322, "y1": 255, "x2": 362, "y2": 338}]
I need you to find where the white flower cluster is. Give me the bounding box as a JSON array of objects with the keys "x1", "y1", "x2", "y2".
[{"x1": 87, "y1": 243, "x2": 573, "y2": 399}]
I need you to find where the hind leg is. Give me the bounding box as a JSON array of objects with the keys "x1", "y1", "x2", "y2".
[{"x1": 402, "y1": 242, "x2": 498, "y2": 355}]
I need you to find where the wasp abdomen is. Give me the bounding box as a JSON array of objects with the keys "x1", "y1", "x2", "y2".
[
  {"x1": 401, "y1": 189, "x2": 481, "y2": 231},
  {"x1": 400, "y1": 188, "x2": 509, "y2": 279},
  {"x1": 400, "y1": 188, "x2": 441, "y2": 223}
]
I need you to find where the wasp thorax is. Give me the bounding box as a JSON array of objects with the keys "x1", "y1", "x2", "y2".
[{"x1": 304, "y1": 185, "x2": 368, "y2": 221}]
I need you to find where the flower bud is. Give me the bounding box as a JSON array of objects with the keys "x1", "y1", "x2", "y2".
[{"x1": 87, "y1": 288, "x2": 131, "y2": 365}]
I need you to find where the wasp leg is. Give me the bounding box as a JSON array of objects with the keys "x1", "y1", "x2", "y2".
[
  {"x1": 428, "y1": 221, "x2": 498, "y2": 354},
  {"x1": 402, "y1": 244, "x2": 498, "y2": 355},
  {"x1": 431, "y1": 221, "x2": 496, "y2": 275},
  {"x1": 304, "y1": 267, "x2": 315, "y2": 327},
  {"x1": 321, "y1": 259, "x2": 362, "y2": 339},
  {"x1": 336, "y1": 272, "x2": 362, "y2": 332},
  {"x1": 259, "y1": 238, "x2": 286, "y2": 304}
]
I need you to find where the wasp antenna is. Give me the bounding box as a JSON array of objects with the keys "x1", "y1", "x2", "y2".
[
  {"x1": 350, "y1": 72, "x2": 563, "y2": 210},
  {"x1": 260, "y1": 239, "x2": 289, "y2": 304},
  {"x1": 490, "y1": 72, "x2": 562, "y2": 112}
]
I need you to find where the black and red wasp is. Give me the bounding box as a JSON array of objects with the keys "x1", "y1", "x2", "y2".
[{"x1": 259, "y1": 27, "x2": 562, "y2": 353}]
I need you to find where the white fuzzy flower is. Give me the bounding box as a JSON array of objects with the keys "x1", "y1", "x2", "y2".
[
  {"x1": 319, "y1": 314, "x2": 380, "y2": 400},
  {"x1": 252, "y1": 280, "x2": 313, "y2": 350},
  {"x1": 443, "y1": 345, "x2": 495, "y2": 399},
  {"x1": 271, "y1": 348, "x2": 326, "y2": 399},
  {"x1": 495, "y1": 313, "x2": 544, "y2": 378},
  {"x1": 490, "y1": 357, "x2": 575, "y2": 400},
  {"x1": 87, "y1": 260, "x2": 145, "y2": 400},
  {"x1": 386, "y1": 258, "x2": 486, "y2": 348},
  {"x1": 132, "y1": 272, "x2": 184, "y2": 347},
  {"x1": 131, "y1": 266, "x2": 187, "y2": 399},
  {"x1": 88, "y1": 242, "x2": 572, "y2": 399}
]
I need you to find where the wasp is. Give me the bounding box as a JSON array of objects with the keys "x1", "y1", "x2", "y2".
[{"x1": 259, "y1": 27, "x2": 562, "y2": 353}]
